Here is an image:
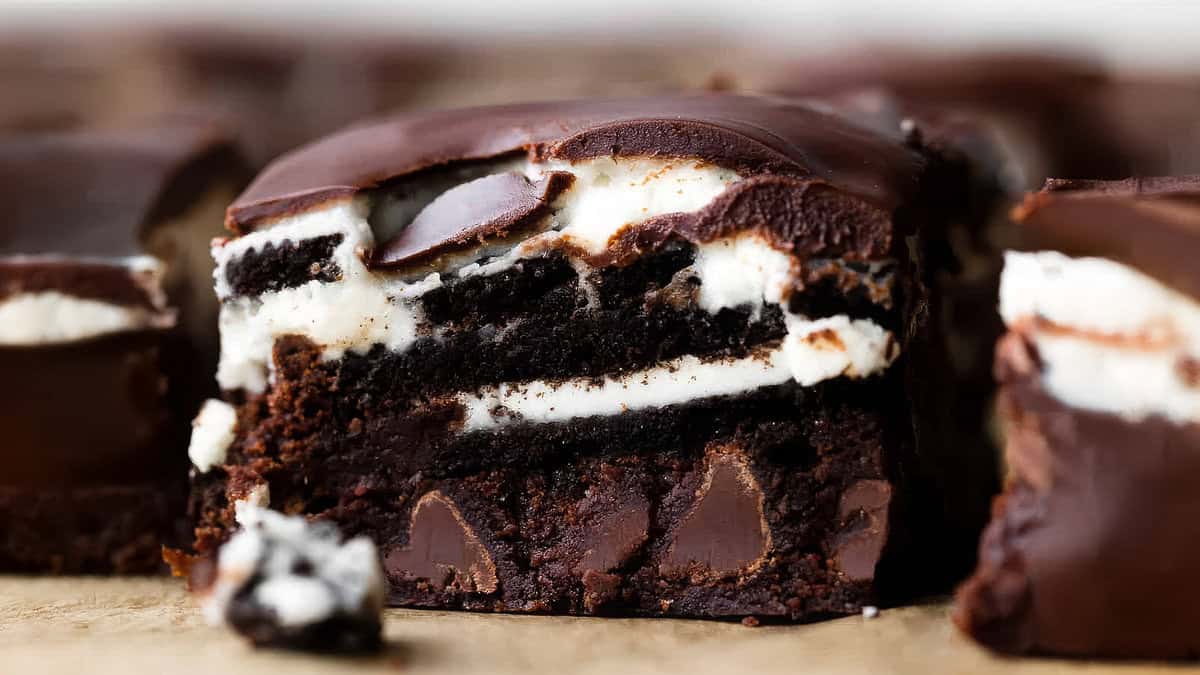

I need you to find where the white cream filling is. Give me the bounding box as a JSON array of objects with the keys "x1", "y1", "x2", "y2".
[
  {"x1": 188, "y1": 398, "x2": 238, "y2": 473},
  {"x1": 530, "y1": 157, "x2": 741, "y2": 255},
  {"x1": 0, "y1": 254, "x2": 170, "y2": 345},
  {"x1": 458, "y1": 314, "x2": 897, "y2": 432},
  {"x1": 201, "y1": 506, "x2": 385, "y2": 629},
  {"x1": 691, "y1": 234, "x2": 795, "y2": 314},
  {"x1": 0, "y1": 291, "x2": 171, "y2": 345},
  {"x1": 1000, "y1": 250, "x2": 1200, "y2": 424}
]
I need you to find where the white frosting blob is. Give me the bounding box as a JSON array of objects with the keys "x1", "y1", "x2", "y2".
[{"x1": 188, "y1": 399, "x2": 239, "y2": 473}]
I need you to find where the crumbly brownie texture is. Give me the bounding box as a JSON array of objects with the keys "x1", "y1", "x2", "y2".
[
  {"x1": 955, "y1": 178, "x2": 1200, "y2": 658},
  {"x1": 189, "y1": 94, "x2": 981, "y2": 619},
  {"x1": 197, "y1": 504, "x2": 384, "y2": 652},
  {"x1": 0, "y1": 121, "x2": 245, "y2": 573}
]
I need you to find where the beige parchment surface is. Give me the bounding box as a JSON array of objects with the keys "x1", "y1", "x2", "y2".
[{"x1": 0, "y1": 576, "x2": 1192, "y2": 675}]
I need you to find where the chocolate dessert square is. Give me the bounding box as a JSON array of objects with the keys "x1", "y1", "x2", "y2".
[
  {"x1": 955, "y1": 177, "x2": 1200, "y2": 658},
  {"x1": 188, "y1": 94, "x2": 985, "y2": 619},
  {"x1": 0, "y1": 120, "x2": 246, "y2": 572}
]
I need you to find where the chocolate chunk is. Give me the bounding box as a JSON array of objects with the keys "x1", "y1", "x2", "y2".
[
  {"x1": 831, "y1": 479, "x2": 892, "y2": 582},
  {"x1": 581, "y1": 569, "x2": 623, "y2": 613},
  {"x1": 590, "y1": 175, "x2": 900, "y2": 267},
  {"x1": 227, "y1": 95, "x2": 926, "y2": 232},
  {"x1": 384, "y1": 490, "x2": 498, "y2": 594},
  {"x1": 577, "y1": 495, "x2": 650, "y2": 574},
  {"x1": 370, "y1": 171, "x2": 573, "y2": 270},
  {"x1": 1014, "y1": 176, "x2": 1200, "y2": 299},
  {"x1": 662, "y1": 450, "x2": 770, "y2": 574}
]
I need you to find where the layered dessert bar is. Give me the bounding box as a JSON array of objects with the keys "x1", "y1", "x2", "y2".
[
  {"x1": 0, "y1": 120, "x2": 245, "y2": 572},
  {"x1": 955, "y1": 177, "x2": 1200, "y2": 657},
  {"x1": 188, "y1": 95, "x2": 982, "y2": 619}
]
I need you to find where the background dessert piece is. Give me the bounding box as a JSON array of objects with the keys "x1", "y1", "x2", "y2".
[
  {"x1": 770, "y1": 50, "x2": 1200, "y2": 519},
  {"x1": 196, "y1": 503, "x2": 384, "y2": 652},
  {"x1": 954, "y1": 177, "x2": 1200, "y2": 658},
  {"x1": 188, "y1": 94, "x2": 988, "y2": 619},
  {"x1": 0, "y1": 119, "x2": 247, "y2": 573},
  {"x1": 0, "y1": 29, "x2": 729, "y2": 170},
  {"x1": 768, "y1": 50, "x2": 1200, "y2": 189}
]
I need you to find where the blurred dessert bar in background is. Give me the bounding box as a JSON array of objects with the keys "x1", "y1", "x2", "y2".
[
  {"x1": 769, "y1": 50, "x2": 1200, "y2": 188},
  {"x1": 955, "y1": 177, "x2": 1200, "y2": 658},
  {"x1": 0, "y1": 119, "x2": 246, "y2": 572}
]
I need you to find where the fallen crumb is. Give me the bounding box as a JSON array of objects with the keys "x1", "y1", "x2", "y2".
[
  {"x1": 197, "y1": 505, "x2": 385, "y2": 653},
  {"x1": 741, "y1": 615, "x2": 761, "y2": 627},
  {"x1": 862, "y1": 605, "x2": 880, "y2": 619}
]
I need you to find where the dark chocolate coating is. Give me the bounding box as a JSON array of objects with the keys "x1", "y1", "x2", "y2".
[
  {"x1": 0, "y1": 331, "x2": 182, "y2": 573},
  {"x1": 227, "y1": 94, "x2": 927, "y2": 232},
  {"x1": 955, "y1": 333, "x2": 1200, "y2": 658},
  {"x1": 1014, "y1": 176, "x2": 1200, "y2": 299},
  {"x1": 371, "y1": 171, "x2": 573, "y2": 269},
  {"x1": 0, "y1": 259, "x2": 162, "y2": 309},
  {"x1": 0, "y1": 332, "x2": 173, "y2": 487}
]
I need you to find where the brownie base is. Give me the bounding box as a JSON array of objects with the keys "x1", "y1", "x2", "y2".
[
  {"x1": 191, "y1": 333, "x2": 919, "y2": 619},
  {"x1": 0, "y1": 484, "x2": 176, "y2": 574},
  {"x1": 954, "y1": 334, "x2": 1200, "y2": 658}
]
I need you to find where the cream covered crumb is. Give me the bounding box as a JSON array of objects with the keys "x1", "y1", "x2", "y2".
[{"x1": 188, "y1": 399, "x2": 238, "y2": 472}]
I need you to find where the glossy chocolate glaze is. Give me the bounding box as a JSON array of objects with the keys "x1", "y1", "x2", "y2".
[
  {"x1": 956, "y1": 332, "x2": 1200, "y2": 658},
  {"x1": 1014, "y1": 176, "x2": 1200, "y2": 299},
  {"x1": 227, "y1": 94, "x2": 928, "y2": 234}
]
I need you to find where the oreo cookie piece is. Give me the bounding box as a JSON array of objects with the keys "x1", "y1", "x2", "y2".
[{"x1": 198, "y1": 505, "x2": 384, "y2": 652}]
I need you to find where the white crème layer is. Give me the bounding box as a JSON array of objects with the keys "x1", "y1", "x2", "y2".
[
  {"x1": 692, "y1": 234, "x2": 795, "y2": 314},
  {"x1": 188, "y1": 398, "x2": 238, "y2": 472},
  {"x1": 458, "y1": 314, "x2": 897, "y2": 432},
  {"x1": 202, "y1": 506, "x2": 384, "y2": 629},
  {"x1": 1000, "y1": 250, "x2": 1200, "y2": 424},
  {"x1": 0, "y1": 291, "x2": 169, "y2": 345},
  {"x1": 529, "y1": 158, "x2": 740, "y2": 255},
  {"x1": 0, "y1": 255, "x2": 170, "y2": 345}
]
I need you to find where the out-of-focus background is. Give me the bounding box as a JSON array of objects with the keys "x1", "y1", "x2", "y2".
[{"x1": 3, "y1": 1, "x2": 1199, "y2": 172}]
